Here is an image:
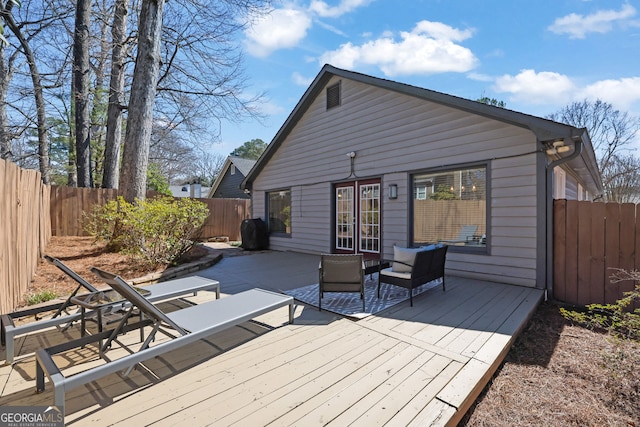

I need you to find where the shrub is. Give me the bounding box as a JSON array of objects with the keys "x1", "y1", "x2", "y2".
[
  {"x1": 560, "y1": 269, "x2": 640, "y2": 341},
  {"x1": 85, "y1": 196, "x2": 209, "y2": 266}
]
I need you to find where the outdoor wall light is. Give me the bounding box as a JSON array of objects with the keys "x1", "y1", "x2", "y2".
[
  {"x1": 546, "y1": 139, "x2": 571, "y2": 155},
  {"x1": 346, "y1": 151, "x2": 356, "y2": 158},
  {"x1": 388, "y1": 184, "x2": 398, "y2": 199}
]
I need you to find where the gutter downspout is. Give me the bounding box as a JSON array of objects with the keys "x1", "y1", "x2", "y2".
[{"x1": 545, "y1": 138, "x2": 583, "y2": 301}]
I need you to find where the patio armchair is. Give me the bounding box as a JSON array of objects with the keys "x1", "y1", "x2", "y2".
[
  {"x1": 318, "y1": 254, "x2": 365, "y2": 311},
  {"x1": 378, "y1": 245, "x2": 448, "y2": 306}
]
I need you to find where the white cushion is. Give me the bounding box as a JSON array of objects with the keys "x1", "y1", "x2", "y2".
[
  {"x1": 380, "y1": 267, "x2": 411, "y2": 279},
  {"x1": 392, "y1": 246, "x2": 423, "y2": 273}
]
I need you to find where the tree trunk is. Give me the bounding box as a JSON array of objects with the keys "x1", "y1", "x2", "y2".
[
  {"x1": 2, "y1": 5, "x2": 50, "y2": 184},
  {"x1": 120, "y1": 0, "x2": 165, "y2": 202},
  {"x1": 67, "y1": 70, "x2": 78, "y2": 187},
  {"x1": 74, "y1": 0, "x2": 92, "y2": 187},
  {"x1": 0, "y1": 44, "x2": 11, "y2": 160},
  {"x1": 102, "y1": 0, "x2": 129, "y2": 189}
]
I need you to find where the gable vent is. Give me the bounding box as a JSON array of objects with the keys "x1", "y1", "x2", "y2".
[{"x1": 326, "y1": 82, "x2": 341, "y2": 110}]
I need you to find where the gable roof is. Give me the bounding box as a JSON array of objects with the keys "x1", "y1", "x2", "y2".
[
  {"x1": 230, "y1": 156, "x2": 257, "y2": 176},
  {"x1": 243, "y1": 64, "x2": 603, "y2": 195},
  {"x1": 208, "y1": 156, "x2": 257, "y2": 197}
]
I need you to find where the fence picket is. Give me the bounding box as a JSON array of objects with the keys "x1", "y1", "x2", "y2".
[
  {"x1": 0, "y1": 160, "x2": 51, "y2": 314},
  {"x1": 0, "y1": 165, "x2": 250, "y2": 314},
  {"x1": 554, "y1": 199, "x2": 640, "y2": 307}
]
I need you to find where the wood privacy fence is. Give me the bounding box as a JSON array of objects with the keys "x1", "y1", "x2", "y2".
[
  {"x1": 50, "y1": 186, "x2": 251, "y2": 241},
  {"x1": 50, "y1": 186, "x2": 119, "y2": 236},
  {"x1": 553, "y1": 199, "x2": 640, "y2": 306},
  {"x1": 0, "y1": 159, "x2": 51, "y2": 314},
  {"x1": 414, "y1": 199, "x2": 486, "y2": 243}
]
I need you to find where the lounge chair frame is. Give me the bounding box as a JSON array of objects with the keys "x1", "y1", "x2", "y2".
[
  {"x1": 36, "y1": 268, "x2": 293, "y2": 407},
  {"x1": 1, "y1": 257, "x2": 219, "y2": 364},
  {"x1": 438, "y1": 225, "x2": 478, "y2": 245}
]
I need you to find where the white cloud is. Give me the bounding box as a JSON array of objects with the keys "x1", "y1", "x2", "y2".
[
  {"x1": 493, "y1": 70, "x2": 640, "y2": 113},
  {"x1": 467, "y1": 72, "x2": 493, "y2": 82},
  {"x1": 318, "y1": 20, "x2": 477, "y2": 76},
  {"x1": 292, "y1": 71, "x2": 314, "y2": 86},
  {"x1": 245, "y1": 8, "x2": 312, "y2": 57},
  {"x1": 493, "y1": 69, "x2": 576, "y2": 104},
  {"x1": 308, "y1": 0, "x2": 373, "y2": 18},
  {"x1": 548, "y1": 4, "x2": 637, "y2": 39},
  {"x1": 581, "y1": 77, "x2": 640, "y2": 110}
]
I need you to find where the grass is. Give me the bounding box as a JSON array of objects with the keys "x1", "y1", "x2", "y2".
[{"x1": 24, "y1": 289, "x2": 57, "y2": 306}]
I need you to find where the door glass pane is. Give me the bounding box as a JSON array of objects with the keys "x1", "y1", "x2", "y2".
[
  {"x1": 359, "y1": 183, "x2": 380, "y2": 253},
  {"x1": 336, "y1": 186, "x2": 354, "y2": 250}
]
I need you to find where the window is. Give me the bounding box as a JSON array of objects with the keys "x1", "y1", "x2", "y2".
[
  {"x1": 231, "y1": 165, "x2": 236, "y2": 175},
  {"x1": 326, "y1": 82, "x2": 341, "y2": 109},
  {"x1": 267, "y1": 190, "x2": 291, "y2": 234},
  {"x1": 554, "y1": 168, "x2": 566, "y2": 199},
  {"x1": 412, "y1": 165, "x2": 488, "y2": 250}
]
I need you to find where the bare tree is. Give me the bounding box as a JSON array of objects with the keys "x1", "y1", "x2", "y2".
[
  {"x1": 1, "y1": 0, "x2": 51, "y2": 183},
  {"x1": 120, "y1": 0, "x2": 165, "y2": 202},
  {"x1": 548, "y1": 99, "x2": 640, "y2": 201},
  {"x1": 146, "y1": 0, "x2": 269, "y2": 152},
  {"x1": 602, "y1": 154, "x2": 640, "y2": 203},
  {"x1": 0, "y1": 41, "x2": 18, "y2": 159}
]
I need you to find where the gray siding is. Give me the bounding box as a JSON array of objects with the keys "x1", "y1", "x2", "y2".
[
  {"x1": 212, "y1": 168, "x2": 250, "y2": 199},
  {"x1": 253, "y1": 76, "x2": 542, "y2": 287}
]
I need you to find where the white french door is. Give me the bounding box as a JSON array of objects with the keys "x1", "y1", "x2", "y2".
[{"x1": 334, "y1": 179, "x2": 381, "y2": 257}]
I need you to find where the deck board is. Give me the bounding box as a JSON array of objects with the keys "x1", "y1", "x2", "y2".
[{"x1": 0, "y1": 252, "x2": 543, "y2": 426}]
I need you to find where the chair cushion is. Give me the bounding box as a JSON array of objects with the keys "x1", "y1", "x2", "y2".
[
  {"x1": 392, "y1": 246, "x2": 424, "y2": 273},
  {"x1": 380, "y1": 267, "x2": 411, "y2": 279}
]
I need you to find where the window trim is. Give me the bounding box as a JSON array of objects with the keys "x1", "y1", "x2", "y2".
[{"x1": 409, "y1": 161, "x2": 491, "y2": 254}]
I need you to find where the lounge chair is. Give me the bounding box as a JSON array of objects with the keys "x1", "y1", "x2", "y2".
[
  {"x1": 1, "y1": 257, "x2": 220, "y2": 364},
  {"x1": 36, "y1": 267, "x2": 293, "y2": 407},
  {"x1": 438, "y1": 225, "x2": 478, "y2": 245},
  {"x1": 318, "y1": 254, "x2": 365, "y2": 311}
]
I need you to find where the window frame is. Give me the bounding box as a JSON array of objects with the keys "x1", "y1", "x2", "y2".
[
  {"x1": 266, "y1": 189, "x2": 292, "y2": 236},
  {"x1": 410, "y1": 161, "x2": 490, "y2": 254}
]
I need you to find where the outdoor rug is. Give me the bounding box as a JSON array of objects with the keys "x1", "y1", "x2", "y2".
[{"x1": 283, "y1": 274, "x2": 442, "y2": 319}]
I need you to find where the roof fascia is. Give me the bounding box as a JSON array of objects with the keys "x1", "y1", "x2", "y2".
[
  {"x1": 209, "y1": 157, "x2": 233, "y2": 197},
  {"x1": 243, "y1": 64, "x2": 603, "y2": 193}
]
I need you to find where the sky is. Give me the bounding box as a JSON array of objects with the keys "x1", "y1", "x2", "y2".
[{"x1": 209, "y1": 0, "x2": 640, "y2": 156}]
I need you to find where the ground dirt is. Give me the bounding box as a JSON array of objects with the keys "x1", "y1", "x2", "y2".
[
  {"x1": 25, "y1": 237, "x2": 640, "y2": 426},
  {"x1": 461, "y1": 302, "x2": 640, "y2": 426},
  {"x1": 24, "y1": 236, "x2": 213, "y2": 305}
]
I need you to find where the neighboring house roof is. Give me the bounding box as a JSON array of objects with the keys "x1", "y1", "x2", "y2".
[
  {"x1": 208, "y1": 156, "x2": 257, "y2": 198},
  {"x1": 243, "y1": 64, "x2": 603, "y2": 196}
]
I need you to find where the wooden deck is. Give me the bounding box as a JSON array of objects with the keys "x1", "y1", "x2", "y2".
[{"x1": 0, "y1": 251, "x2": 543, "y2": 426}]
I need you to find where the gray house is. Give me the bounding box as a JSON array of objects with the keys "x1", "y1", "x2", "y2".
[
  {"x1": 242, "y1": 64, "x2": 603, "y2": 292},
  {"x1": 209, "y1": 156, "x2": 256, "y2": 199}
]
